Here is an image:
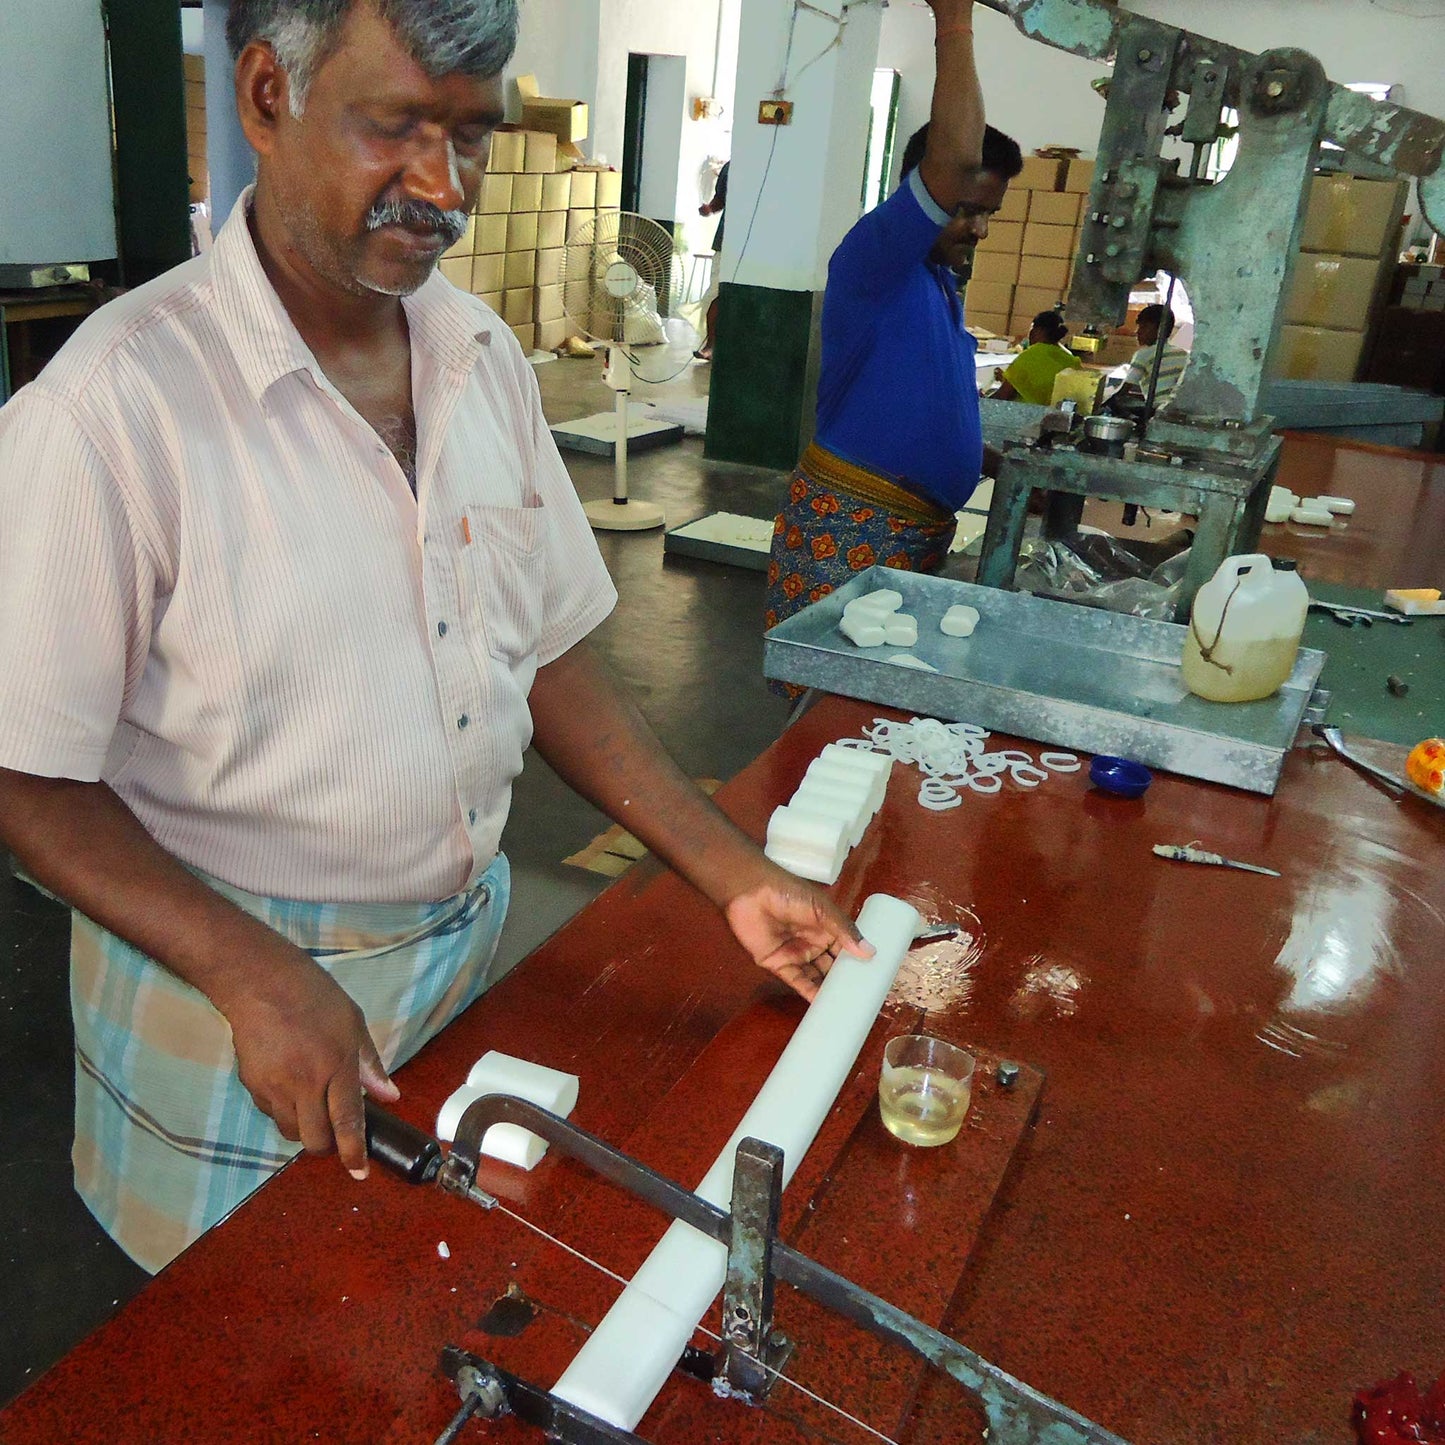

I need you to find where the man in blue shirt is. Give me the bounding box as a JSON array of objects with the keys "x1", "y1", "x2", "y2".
[{"x1": 766, "y1": 0, "x2": 1022, "y2": 672}]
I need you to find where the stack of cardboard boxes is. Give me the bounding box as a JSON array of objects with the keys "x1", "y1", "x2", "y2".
[
  {"x1": 965, "y1": 154, "x2": 1096, "y2": 339},
  {"x1": 183, "y1": 53, "x2": 207, "y2": 205},
  {"x1": 437, "y1": 102, "x2": 621, "y2": 353},
  {"x1": 1272, "y1": 172, "x2": 1409, "y2": 382}
]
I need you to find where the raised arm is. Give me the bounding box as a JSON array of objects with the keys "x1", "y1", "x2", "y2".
[{"x1": 917, "y1": 0, "x2": 986, "y2": 212}]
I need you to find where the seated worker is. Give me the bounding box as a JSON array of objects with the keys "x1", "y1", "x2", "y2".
[
  {"x1": 766, "y1": 0, "x2": 1022, "y2": 681},
  {"x1": 0, "y1": 0, "x2": 868, "y2": 1275},
  {"x1": 992, "y1": 310, "x2": 1082, "y2": 405},
  {"x1": 1119, "y1": 303, "x2": 1189, "y2": 404}
]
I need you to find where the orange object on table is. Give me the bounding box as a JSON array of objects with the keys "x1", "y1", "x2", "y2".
[{"x1": 1406, "y1": 737, "x2": 1445, "y2": 797}]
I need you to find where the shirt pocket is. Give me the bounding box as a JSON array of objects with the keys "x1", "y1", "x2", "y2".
[{"x1": 456, "y1": 504, "x2": 548, "y2": 665}]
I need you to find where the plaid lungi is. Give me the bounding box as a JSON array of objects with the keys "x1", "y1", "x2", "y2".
[
  {"x1": 765, "y1": 444, "x2": 956, "y2": 698},
  {"x1": 70, "y1": 852, "x2": 510, "y2": 1272}
]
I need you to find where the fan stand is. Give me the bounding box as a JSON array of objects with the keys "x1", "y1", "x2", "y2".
[{"x1": 581, "y1": 344, "x2": 666, "y2": 533}]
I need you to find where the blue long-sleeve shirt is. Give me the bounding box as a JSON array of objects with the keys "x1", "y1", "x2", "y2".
[{"x1": 814, "y1": 168, "x2": 982, "y2": 512}]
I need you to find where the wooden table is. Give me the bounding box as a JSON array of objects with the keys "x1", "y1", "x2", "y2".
[{"x1": 3, "y1": 696, "x2": 1443, "y2": 1445}]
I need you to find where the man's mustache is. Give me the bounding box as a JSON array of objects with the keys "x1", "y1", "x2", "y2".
[{"x1": 364, "y1": 199, "x2": 469, "y2": 247}]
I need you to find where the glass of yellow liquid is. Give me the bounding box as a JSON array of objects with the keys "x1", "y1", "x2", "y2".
[{"x1": 878, "y1": 1035, "x2": 975, "y2": 1147}]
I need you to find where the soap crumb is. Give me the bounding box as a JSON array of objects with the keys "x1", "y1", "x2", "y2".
[{"x1": 438, "y1": 1240, "x2": 451, "y2": 1259}]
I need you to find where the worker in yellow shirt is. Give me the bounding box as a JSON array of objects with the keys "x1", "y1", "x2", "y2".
[{"x1": 991, "y1": 310, "x2": 1082, "y2": 405}]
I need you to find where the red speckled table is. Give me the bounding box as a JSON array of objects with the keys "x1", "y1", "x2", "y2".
[{"x1": 3, "y1": 697, "x2": 1443, "y2": 1445}]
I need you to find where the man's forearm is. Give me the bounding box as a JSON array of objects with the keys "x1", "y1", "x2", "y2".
[
  {"x1": 527, "y1": 642, "x2": 769, "y2": 908},
  {"x1": 921, "y1": 0, "x2": 986, "y2": 206},
  {"x1": 0, "y1": 769, "x2": 301, "y2": 1007}
]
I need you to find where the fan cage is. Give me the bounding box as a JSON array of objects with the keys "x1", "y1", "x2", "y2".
[{"x1": 560, "y1": 212, "x2": 687, "y2": 345}]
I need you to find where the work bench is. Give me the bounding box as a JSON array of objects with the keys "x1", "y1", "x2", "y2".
[{"x1": 2, "y1": 693, "x2": 1441, "y2": 1445}]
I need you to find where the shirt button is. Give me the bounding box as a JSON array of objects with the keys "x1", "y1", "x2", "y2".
[
  {"x1": 457, "y1": 714, "x2": 470, "y2": 730},
  {"x1": 437, "y1": 620, "x2": 448, "y2": 637},
  {"x1": 468, "y1": 808, "x2": 478, "y2": 825}
]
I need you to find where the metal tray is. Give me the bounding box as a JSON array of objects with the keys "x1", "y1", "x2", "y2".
[{"x1": 764, "y1": 568, "x2": 1327, "y2": 795}]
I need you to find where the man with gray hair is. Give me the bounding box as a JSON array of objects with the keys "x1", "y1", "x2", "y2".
[{"x1": 0, "y1": 0, "x2": 866, "y2": 1272}]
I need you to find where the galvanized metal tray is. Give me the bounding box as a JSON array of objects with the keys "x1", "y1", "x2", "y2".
[{"x1": 764, "y1": 568, "x2": 1327, "y2": 795}]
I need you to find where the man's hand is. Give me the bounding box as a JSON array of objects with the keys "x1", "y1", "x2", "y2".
[
  {"x1": 723, "y1": 867, "x2": 875, "y2": 1001},
  {"x1": 215, "y1": 944, "x2": 400, "y2": 1177}
]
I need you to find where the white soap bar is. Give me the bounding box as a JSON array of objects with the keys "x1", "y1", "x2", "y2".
[
  {"x1": 1264, "y1": 498, "x2": 1293, "y2": 524},
  {"x1": 839, "y1": 614, "x2": 887, "y2": 648},
  {"x1": 882, "y1": 613, "x2": 918, "y2": 647},
  {"x1": 551, "y1": 894, "x2": 924, "y2": 1431},
  {"x1": 434, "y1": 1052, "x2": 580, "y2": 1171},
  {"x1": 764, "y1": 804, "x2": 849, "y2": 883},
  {"x1": 1290, "y1": 507, "x2": 1334, "y2": 527},
  {"x1": 790, "y1": 789, "x2": 867, "y2": 846},
  {"x1": 1318, "y1": 495, "x2": 1355, "y2": 515},
  {"x1": 844, "y1": 588, "x2": 903, "y2": 617},
  {"x1": 940, "y1": 605, "x2": 980, "y2": 637}
]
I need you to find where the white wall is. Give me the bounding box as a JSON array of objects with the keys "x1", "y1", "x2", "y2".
[
  {"x1": 877, "y1": 1, "x2": 1110, "y2": 183},
  {"x1": 509, "y1": 0, "x2": 601, "y2": 126},
  {"x1": 637, "y1": 54, "x2": 687, "y2": 222}
]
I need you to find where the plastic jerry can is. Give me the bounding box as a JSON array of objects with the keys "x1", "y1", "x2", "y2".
[{"x1": 1181, "y1": 555, "x2": 1308, "y2": 703}]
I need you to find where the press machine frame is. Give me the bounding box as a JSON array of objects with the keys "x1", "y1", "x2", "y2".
[{"x1": 970, "y1": 0, "x2": 1445, "y2": 619}]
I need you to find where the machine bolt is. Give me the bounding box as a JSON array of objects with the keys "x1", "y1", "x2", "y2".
[
  {"x1": 1112, "y1": 215, "x2": 1129, "y2": 229},
  {"x1": 1105, "y1": 243, "x2": 1122, "y2": 257},
  {"x1": 1138, "y1": 47, "x2": 1153, "y2": 62},
  {"x1": 996, "y1": 1061, "x2": 1021, "y2": 1088},
  {"x1": 1266, "y1": 79, "x2": 1285, "y2": 98}
]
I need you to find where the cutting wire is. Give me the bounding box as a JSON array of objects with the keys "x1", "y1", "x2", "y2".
[{"x1": 481, "y1": 1195, "x2": 903, "y2": 1445}]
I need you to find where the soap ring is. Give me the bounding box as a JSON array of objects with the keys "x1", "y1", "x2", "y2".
[
  {"x1": 966, "y1": 773, "x2": 1003, "y2": 795},
  {"x1": 1009, "y1": 764, "x2": 1050, "y2": 788},
  {"x1": 1040, "y1": 752, "x2": 1082, "y2": 772}
]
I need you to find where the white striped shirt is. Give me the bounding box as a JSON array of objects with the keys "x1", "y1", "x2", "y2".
[
  {"x1": 0, "y1": 195, "x2": 616, "y2": 903},
  {"x1": 1122, "y1": 342, "x2": 1189, "y2": 401}
]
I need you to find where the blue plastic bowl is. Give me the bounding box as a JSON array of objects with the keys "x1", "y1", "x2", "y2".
[{"x1": 1089, "y1": 755, "x2": 1153, "y2": 799}]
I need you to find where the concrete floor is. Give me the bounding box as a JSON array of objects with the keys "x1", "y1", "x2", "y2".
[{"x1": 0, "y1": 354, "x2": 795, "y2": 1407}]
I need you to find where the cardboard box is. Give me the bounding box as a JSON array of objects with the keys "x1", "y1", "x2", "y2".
[
  {"x1": 537, "y1": 317, "x2": 568, "y2": 351},
  {"x1": 1284, "y1": 253, "x2": 1383, "y2": 331},
  {"x1": 995, "y1": 187, "x2": 1029, "y2": 224},
  {"x1": 1027, "y1": 191, "x2": 1084, "y2": 228},
  {"x1": 510, "y1": 173, "x2": 544, "y2": 212},
  {"x1": 970, "y1": 250, "x2": 1021, "y2": 286},
  {"x1": 1018, "y1": 156, "x2": 1067, "y2": 191},
  {"x1": 1300, "y1": 174, "x2": 1406, "y2": 258},
  {"x1": 534, "y1": 283, "x2": 566, "y2": 325},
  {"x1": 536, "y1": 247, "x2": 566, "y2": 288},
  {"x1": 965, "y1": 279, "x2": 1015, "y2": 315},
  {"x1": 564, "y1": 277, "x2": 591, "y2": 321},
  {"x1": 438, "y1": 257, "x2": 472, "y2": 290},
  {"x1": 475, "y1": 213, "x2": 508, "y2": 254},
  {"x1": 541, "y1": 172, "x2": 572, "y2": 212},
  {"x1": 471, "y1": 252, "x2": 505, "y2": 294},
  {"x1": 502, "y1": 288, "x2": 533, "y2": 326},
  {"x1": 1273, "y1": 324, "x2": 1366, "y2": 382},
  {"x1": 477, "y1": 173, "x2": 513, "y2": 214},
  {"x1": 1063, "y1": 158, "x2": 1096, "y2": 194},
  {"x1": 506, "y1": 211, "x2": 540, "y2": 252},
  {"x1": 487, "y1": 130, "x2": 526, "y2": 173},
  {"x1": 503, "y1": 250, "x2": 535, "y2": 289},
  {"x1": 568, "y1": 170, "x2": 598, "y2": 209},
  {"x1": 520, "y1": 97, "x2": 589, "y2": 143},
  {"x1": 1018, "y1": 254, "x2": 1071, "y2": 291},
  {"x1": 478, "y1": 290, "x2": 503, "y2": 313},
  {"x1": 1013, "y1": 284, "x2": 1064, "y2": 319},
  {"x1": 523, "y1": 130, "x2": 558, "y2": 174},
  {"x1": 1009, "y1": 310, "x2": 1042, "y2": 338},
  {"x1": 183, "y1": 52, "x2": 205, "y2": 81},
  {"x1": 537, "y1": 210, "x2": 568, "y2": 250},
  {"x1": 442, "y1": 216, "x2": 476, "y2": 260},
  {"x1": 511, "y1": 322, "x2": 537, "y2": 352},
  {"x1": 976, "y1": 220, "x2": 1024, "y2": 255},
  {"x1": 967, "y1": 311, "x2": 1014, "y2": 338},
  {"x1": 595, "y1": 170, "x2": 623, "y2": 209},
  {"x1": 569, "y1": 207, "x2": 596, "y2": 241},
  {"x1": 1022, "y1": 222, "x2": 1075, "y2": 260}
]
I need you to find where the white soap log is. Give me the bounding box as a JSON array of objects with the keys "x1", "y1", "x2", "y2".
[
  {"x1": 839, "y1": 614, "x2": 887, "y2": 648},
  {"x1": 551, "y1": 894, "x2": 923, "y2": 1430},
  {"x1": 764, "y1": 805, "x2": 849, "y2": 882},
  {"x1": 1290, "y1": 507, "x2": 1334, "y2": 527},
  {"x1": 808, "y1": 755, "x2": 888, "y2": 815},
  {"x1": 882, "y1": 613, "x2": 919, "y2": 647},
  {"x1": 940, "y1": 605, "x2": 980, "y2": 638},
  {"x1": 819, "y1": 745, "x2": 892, "y2": 810},
  {"x1": 435, "y1": 1052, "x2": 581, "y2": 1170},
  {"x1": 1318, "y1": 495, "x2": 1355, "y2": 515}
]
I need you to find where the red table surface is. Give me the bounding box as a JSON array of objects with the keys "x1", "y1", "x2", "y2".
[{"x1": 3, "y1": 696, "x2": 1443, "y2": 1445}]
